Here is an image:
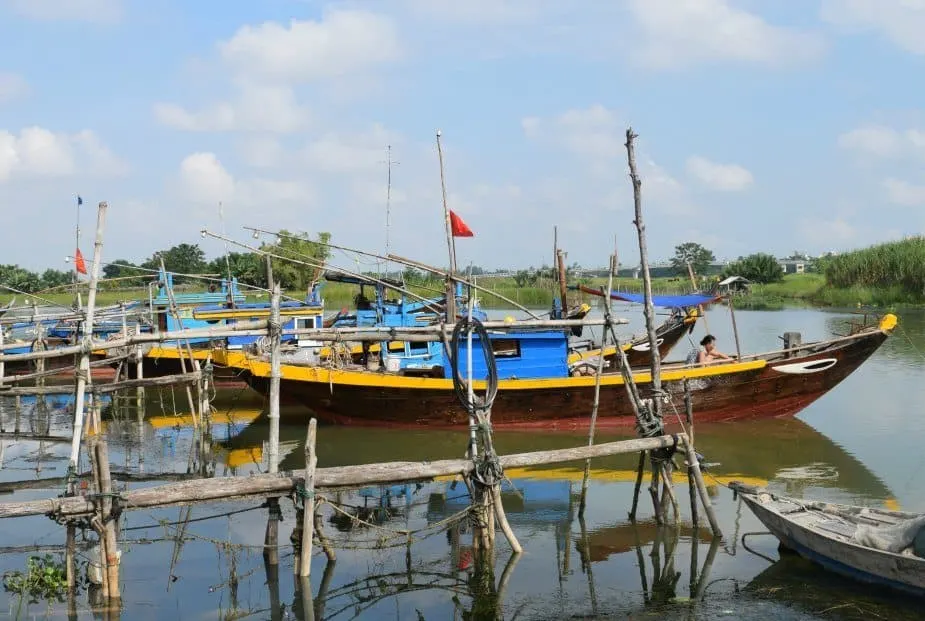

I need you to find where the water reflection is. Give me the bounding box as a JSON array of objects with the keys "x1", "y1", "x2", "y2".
[{"x1": 0, "y1": 308, "x2": 923, "y2": 619}]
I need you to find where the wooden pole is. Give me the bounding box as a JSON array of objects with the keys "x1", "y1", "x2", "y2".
[
  {"x1": 158, "y1": 258, "x2": 200, "y2": 428},
  {"x1": 625, "y1": 128, "x2": 662, "y2": 422},
  {"x1": 69, "y1": 201, "x2": 107, "y2": 473},
  {"x1": 686, "y1": 262, "x2": 709, "y2": 333},
  {"x1": 557, "y1": 250, "x2": 569, "y2": 313},
  {"x1": 435, "y1": 130, "x2": 457, "y2": 323},
  {"x1": 0, "y1": 434, "x2": 688, "y2": 519},
  {"x1": 684, "y1": 380, "x2": 698, "y2": 527},
  {"x1": 728, "y1": 295, "x2": 742, "y2": 359},
  {"x1": 268, "y1": 283, "x2": 281, "y2": 474},
  {"x1": 681, "y1": 435, "x2": 721, "y2": 537},
  {"x1": 95, "y1": 439, "x2": 120, "y2": 601},
  {"x1": 579, "y1": 253, "x2": 616, "y2": 518},
  {"x1": 629, "y1": 450, "x2": 647, "y2": 520},
  {"x1": 298, "y1": 418, "x2": 317, "y2": 576}
]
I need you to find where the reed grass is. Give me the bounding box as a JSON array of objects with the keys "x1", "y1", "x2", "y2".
[{"x1": 822, "y1": 237, "x2": 925, "y2": 297}]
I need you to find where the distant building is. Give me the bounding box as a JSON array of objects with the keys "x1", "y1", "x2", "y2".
[{"x1": 778, "y1": 259, "x2": 806, "y2": 275}]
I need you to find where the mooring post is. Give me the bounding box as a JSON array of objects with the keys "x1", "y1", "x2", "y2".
[
  {"x1": 681, "y1": 435, "x2": 721, "y2": 537},
  {"x1": 298, "y1": 418, "x2": 317, "y2": 576},
  {"x1": 728, "y1": 295, "x2": 742, "y2": 360},
  {"x1": 268, "y1": 283, "x2": 281, "y2": 473},
  {"x1": 95, "y1": 438, "x2": 121, "y2": 601},
  {"x1": 0, "y1": 323, "x2": 4, "y2": 386},
  {"x1": 684, "y1": 380, "x2": 699, "y2": 526},
  {"x1": 34, "y1": 324, "x2": 46, "y2": 388},
  {"x1": 629, "y1": 450, "x2": 647, "y2": 521},
  {"x1": 69, "y1": 201, "x2": 108, "y2": 476},
  {"x1": 580, "y1": 253, "x2": 617, "y2": 518}
]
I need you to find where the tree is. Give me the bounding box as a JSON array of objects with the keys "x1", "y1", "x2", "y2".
[
  {"x1": 260, "y1": 231, "x2": 331, "y2": 291},
  {"x1": 0, "y1": 264, "x2": 40, "y2": 292},
  {"x1": 721, "y1": 253, "x2": 784, "y2": 284},
  {"x1": 142, "y1": 244, "x2": 207, "y2": 283},
  {"x1": 207, "y1": 252, "x2": 267, "y2": 288},
  {"x1": 39, "y1": 269, "x2": 72, "y2": 290},
  {"x1": 670, "y1": 242, "x2": 715, "y2": 277}
]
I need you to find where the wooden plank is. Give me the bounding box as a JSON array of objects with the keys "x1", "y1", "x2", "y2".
[{"x1": 0, "y1": 434, "x2": 685, "y2": 519}]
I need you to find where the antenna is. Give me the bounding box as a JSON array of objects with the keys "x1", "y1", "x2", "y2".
[
  {"x1": 379, "y1": 145, "x2": 400, "y2": 277},
  {"x1": 218, "y1": 201, "x2": 234, "y2": 306}
]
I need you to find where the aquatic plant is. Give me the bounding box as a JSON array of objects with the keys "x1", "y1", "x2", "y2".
[{"x1": 2, "y1": 554, "x2": 69, "y2": 616}]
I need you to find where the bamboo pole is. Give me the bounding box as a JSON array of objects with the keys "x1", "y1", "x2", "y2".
[
  {"x1": 0, "y1": 434, "x2": 687, "y2": 519},
  {"x1": 436, "y1": 130, "x2": 458, "y2": 323},
  {"x1": 267, "y1": 284, "x2": 281, "y2": 473},
  {"x1": 684, "y1": 380, "x2": 698, "y2": 527},
  {"x1": 298, "y1": 418, "x2": 317, "y2": 576},
  {"x1": 95, "y1": 439, "x2": 120, "y2": 600},
  {"x1": 686, "y1": 262, "x2": 710, "y2": 334},
  {"x1": 158, "y1": 258, "x2": 200, "y2": 428},
  {"x1": 557, "y1": 250, "x2": 569, "y2": 312},
  {"x1": 728, "y1": 295, "x2": 742, "y2": 359},
  {"x1": 681, "y1": 435, "x2": 721, "y2": 537},
  {"x1": 0, "y1": 371, "x2": 200, "y2": 396},
  {"x1": 625, "y1": 128, "x2": 662, "y2": 422},
  {"x1": 579, "y1": 253, "x2": 617, "y2": 518},
  {"x1": 69, "y1": 201, "x2": 108, "y2": 473}
]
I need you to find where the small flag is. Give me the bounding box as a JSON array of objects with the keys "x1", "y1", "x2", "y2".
[
  {"x1": 77, "y1": 195, "x2": 83, "y2": 206},
  {"x1": 449, "y1": 210, "x2": 474, "y2": 237},
  {"x1": 75, "y1": 248, "x2": 87, "y2": 275}
]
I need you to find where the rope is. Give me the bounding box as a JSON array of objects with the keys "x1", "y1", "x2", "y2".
[{"x1": 448, "y1": 316, "x2": 498, "y2": 416}]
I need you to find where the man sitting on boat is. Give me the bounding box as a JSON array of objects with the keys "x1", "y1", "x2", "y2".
[{"x1": 696, "y1": 334, "x2": 733, "y2": 364}]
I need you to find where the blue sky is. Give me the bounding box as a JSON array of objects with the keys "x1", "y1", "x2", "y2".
[{"x1": 1, "y1": 0, "x2": 924, "y2": 273}]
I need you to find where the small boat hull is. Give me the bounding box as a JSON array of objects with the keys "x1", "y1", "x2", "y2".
[{"x1": 737, "y1": 487, "x2": 925, "y2": 598}]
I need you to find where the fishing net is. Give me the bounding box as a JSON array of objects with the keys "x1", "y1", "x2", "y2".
[{"x1": 853, "y1": 514, "x2": 925, "y2": 557}]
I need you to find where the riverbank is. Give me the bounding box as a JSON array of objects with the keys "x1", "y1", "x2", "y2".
[{"x1": 739, "y1": 273, "x2": 923, "y2": 310}]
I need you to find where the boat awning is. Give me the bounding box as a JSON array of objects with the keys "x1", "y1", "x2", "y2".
[
  {"x1": 572, "y1": 285, "x2": 719, "y2": 308},
  {"x1": 324, "y1": 271, "x2": 404, "y2": 289}
]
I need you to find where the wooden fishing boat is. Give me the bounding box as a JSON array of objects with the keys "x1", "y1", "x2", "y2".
[
  {"x1": 731, "y1": 481, "x2": 925, "y2": 598},
  {"x1": 216, "y1": 313, "x2": 896, "y2": 429},
  {"x1": 567, "y1": 306, "x2": 700, "y2": 370}
]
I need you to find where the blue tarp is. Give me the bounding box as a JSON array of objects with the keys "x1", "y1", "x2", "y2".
[{"x1": 609, "y1": 291, "x2": 719, "y2": 308}]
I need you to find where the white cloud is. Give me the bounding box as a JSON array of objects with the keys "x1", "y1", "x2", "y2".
[
  {"x1": 628, "y1": 0, "x2": 825, "y2": 69},
  {"x1": 838, "y1": 125, "x2": 925, "y2": 159},
  {"x1": 821, "y1": 0, "x2": 925, "y2": 55},
  {"x1": 218, "y1": 10, "x2": 403, "y2": 83},
  {"x1": 884, "y1": 178, "x2": 925, "y2": 206},
  {"x1": 0, "y1": 126, "x2": 126, "y2": 182},
  {"x1": 685, "y1": 156, "x2": 753, "y2": 191},
  {"x1": 0, "y1": 72, "x2": 28, "y2": 103},
  {"x1": 798, "y1": 216, "x2": 858, "y2": 245},
  {"x1": 398, "y1": 0, "x2": 545, "y2": 25},
  {"x1": 178, "y1": 153, "x2": 235, "y2": 204},
  {"x1": 522, "y1": 105, "x2": 623, "y2": 160},
  {"x1": 301, "y1": 124, "x2": 400, "y2": 174},
  {"x1": 154, "y1": 83, "x2": 310, "y2": 133},
  {"x1": 176, "y1": 152, "x2": 315, "y2": 208},
  {"x1": 1, "y1": 0, "x2": 121, "y2": 23}
]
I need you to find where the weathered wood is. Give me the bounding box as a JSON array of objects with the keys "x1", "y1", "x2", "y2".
[
  {"x1": 95, "y1": 440, "x2": 120, "y2": 600},
  {"x1": 625, "y1": 128, "x2": 662, "y2": 421},
  {"x1": 681, "y1": 435, "x2": 722, "y2": 537},
  {"x1": 491, "y1": 485, "x2": 522, "y2": 554},
  {"x1": 729, "y1": 295, "x2": 742, "y2": 360},
  {"x1": 629, "y1": 450, "x2": 647, "y2": 521},
  {"x1": 268, "y1": 284, "x2": 281, "y2": 473},
  {"x1": 70, "y1": 201, "x2": 108, "y2": 471},
  {"x1": 0, "y1": 371, "x2": 200, "y2": 397},
  {"x1": 435, "y1": 130, "x2": 458, "y2": 323},
  {"x1": 299, "y1": 418, "x2": 317, "y2": 576},
  {"x1": 0, "y1": 434, "x2": 686, "y2": 519}
]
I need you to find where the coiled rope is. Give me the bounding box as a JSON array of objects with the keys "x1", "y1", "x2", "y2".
[{"x1": 447, "y1": 316, "x2": 502, "y2": 487}]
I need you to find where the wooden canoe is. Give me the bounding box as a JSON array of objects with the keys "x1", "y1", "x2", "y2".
[{"x1": 731, "y1": 481, "x2": 925, "y2": 598}]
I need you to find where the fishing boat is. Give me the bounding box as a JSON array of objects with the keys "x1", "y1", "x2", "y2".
[
  {"x1": 126, "y1": 269, "x2": 325, "y2": 380},
  {"x1": 731, "y1": 481, "x2": 925, "y2": 598},
  {"x1": 216, "y1": 312, "x2": 897, "y2": 429}
]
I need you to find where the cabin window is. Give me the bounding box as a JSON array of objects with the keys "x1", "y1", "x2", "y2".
[
  {"x1": 294, "y1": 318, "x2": 313, "y2": 330},
  {"x1": 491, "y1": 339, "x2": 521, "y2": 358},
  {"x1": 409, "y1": 341, "x2": 429, "y2": 353}
]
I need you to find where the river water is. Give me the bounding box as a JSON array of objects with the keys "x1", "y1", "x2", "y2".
[{"x1": 1, "y1": 307, "x2": 924, "y2": 620}]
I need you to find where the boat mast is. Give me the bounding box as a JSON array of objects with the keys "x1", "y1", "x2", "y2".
[
  {"x1": 218, "y1": 200, "x2": 236, "y2": 308},
  {"x1": 436, "y1": 130, "x2": 457, "y2": 322},
  {"x1": 381, "y1": 145, "x2": 399, "y2": 278}
]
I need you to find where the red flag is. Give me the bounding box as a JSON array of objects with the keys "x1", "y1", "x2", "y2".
[
  {"x1": 450, "y1": 210, "x2": 474, "y2": 237},
  {"x1": 75, "y1": 248, "x2": 87, "y2": 275}
]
